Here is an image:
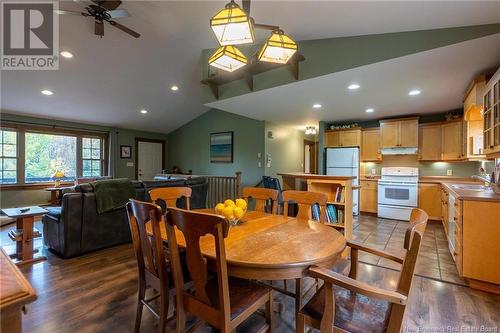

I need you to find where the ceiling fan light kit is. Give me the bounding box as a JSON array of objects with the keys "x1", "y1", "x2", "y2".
[
  {"x1": 258, "y1": 30, "x2": 297, "y2": 64},
  {"x1": 208, "y1": 46, "x2": 248, "y2": 73},
  {"x1": 210, "y1": 1, "x2": 255, "y2": 46},
  {"x1": 209, "y1": 0, "x2": 297, "y2": 72}
]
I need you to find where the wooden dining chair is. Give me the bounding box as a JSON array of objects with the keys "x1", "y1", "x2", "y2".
[
  {"x1": 282, "y1": 190, "x2": 328, "y2": 223},
  {"x1": 297, "y1": 208, "x2": 429, "y2": 333},
  {"x1": 149, "y1": 187, "x2": 192, "y2": 210},
  {"x1": 242, "y1": 187, "x2": 279, "y2": 214},
  {"x1": 126, "y1": 199, "x2": 174, "y2": 333},
  {"x1": 165, "y1": 207, "x2": 274, "y2": 333}
]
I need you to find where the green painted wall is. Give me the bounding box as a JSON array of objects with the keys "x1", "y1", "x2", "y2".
[
  {"x1": 167, "y1": 109, "x2": 265, "y2": 187},
  {"x1": 0, "y1": 112, "x2": 168, "y2": 208}
]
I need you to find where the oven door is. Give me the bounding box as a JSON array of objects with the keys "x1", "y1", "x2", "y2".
[{"x1": 378, "y1": 181, "x2": 418, "y2": 207}]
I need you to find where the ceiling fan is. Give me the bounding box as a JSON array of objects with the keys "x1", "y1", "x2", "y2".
[{"x1": 57, "y1": 0, "x2": 140, "y2": 38}]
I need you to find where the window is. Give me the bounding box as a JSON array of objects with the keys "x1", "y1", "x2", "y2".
[
  {"x1": 82, "y1": 137, "x2": 103, "y2": 177},
  {"x1": 0, "y1": 129, "x2": 17, "y2": 184},
  {"x1": 0, "y1": 124, "x2": 108, "y2": 186},
  {"x1": 25, "y1": 132, "x2": 77, "y2": 183}
]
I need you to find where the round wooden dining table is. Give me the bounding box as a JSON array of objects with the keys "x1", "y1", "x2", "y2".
[{"x1": 151, "y1": 209, "x2": 346, "y2": 281}]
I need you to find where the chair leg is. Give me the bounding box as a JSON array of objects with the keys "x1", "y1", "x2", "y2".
[
  {"x1": 295, "y1": 278, "x2": 303, "y2": 315},
  {"x1": 158, "y1": 290, "x2": 169, "y2": 333},
  {"x1": 284, "y1": 279, "x2": 288, "y2": 291},
  {"x1": 296, "y1": 313, "x2": 306, "y2": 333},
  {"x1": 265, "y1": 292, "x2": 274, "y2": 332},
  {"x1": 134, "y1": 283, "x2": 146, "y2": 333}
]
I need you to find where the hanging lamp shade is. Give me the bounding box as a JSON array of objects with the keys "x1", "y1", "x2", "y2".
[
  {"x1": 210, "y1": 1, "x2": 254, "y2": 46},
  {"x1": 208, "y1": 45, "x2": 248, "y2": 72},
  {"x1": 258, "y1": 29, "x2": 297, "y2": 64}
]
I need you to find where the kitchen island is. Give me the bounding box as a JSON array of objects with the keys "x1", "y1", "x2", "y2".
[{"x1": 277, "y1": 172, "x2": 355, "y2": 241}]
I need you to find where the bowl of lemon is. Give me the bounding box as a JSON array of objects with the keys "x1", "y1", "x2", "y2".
[{"x1": 215, "y1": 198, "x2": 247, "y2": 226}]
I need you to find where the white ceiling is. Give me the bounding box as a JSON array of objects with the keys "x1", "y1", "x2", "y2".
[
  {"x1": 1, "y1": 1, "x2": 500, "y2": 133},
  {"x1": 208, "y1": 33, "x2": 500, "y2": 130}
]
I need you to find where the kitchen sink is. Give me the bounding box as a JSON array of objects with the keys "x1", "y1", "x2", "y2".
[{"x1": 450, "y1": 184, "x2": 490, "y2": 191}]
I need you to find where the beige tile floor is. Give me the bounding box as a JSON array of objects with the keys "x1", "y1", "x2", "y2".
[{"x1": 353, "y1": 214, "x2": 466, "y2": 285}]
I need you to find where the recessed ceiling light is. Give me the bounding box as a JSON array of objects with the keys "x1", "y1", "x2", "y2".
[
  {"x1": 140, "y1": 109, "x2": 148, "y2": 114},
  {"x1": 313, "y1": 104, "x2": 322, "y2": 109},
  {"x1": 365, "y1": 108, "x2": 374, "y2": 113},
  {"x1": 60, "y1": 51, "x2": 73, "y2": 58},
  {"x1": 171, "y1": 85, "x2": 179, "y2": 91},
  {"x1": 348, "y1": 83, "x2": 360, "y2": 90},
  {"x1": 41, "y1": 90, "x2": 53, "y2": 95},
  {"x1": 408, "y1": 90, "x2": 421, "y2": 96}
]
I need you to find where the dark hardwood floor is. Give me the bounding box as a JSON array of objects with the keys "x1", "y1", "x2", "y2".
[{"x1": 1, "y1": 216, "x2": 499, "y2": 332}]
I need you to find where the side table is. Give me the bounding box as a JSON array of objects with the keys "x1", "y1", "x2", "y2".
[{"x1": 1, "y1": 206, "x2": 48, "y2": 266}]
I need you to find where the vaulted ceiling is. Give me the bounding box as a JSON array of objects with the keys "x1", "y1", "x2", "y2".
[{"x1": 1, "y1": 1, "x2": 499, "y2": 133}]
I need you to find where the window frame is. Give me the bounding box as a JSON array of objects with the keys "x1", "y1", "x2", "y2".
[{"x1": 0, "y1": 123, "x2": 109, "y2": 189}]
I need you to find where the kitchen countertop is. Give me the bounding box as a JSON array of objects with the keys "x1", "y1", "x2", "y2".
[
  {"x1": 360, "y1": 175, "x2": 480, "y2": 184},
  {"x1": 441, "y1": 182, "x2": 500, "y2": 203},
  {"x1": 278, "y1": 173, "x2": 356, "y2": 180}
]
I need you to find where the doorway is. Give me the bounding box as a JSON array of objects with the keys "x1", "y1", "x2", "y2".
[
  {"x1": 135, "y1": 138, "x2": 165, "y2": 180},
  {"x1": 303, "y1": 140, "x2": 318, "y2": 174}
]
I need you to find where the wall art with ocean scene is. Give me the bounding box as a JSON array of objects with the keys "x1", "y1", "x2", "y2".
[{"x1": 210, "y1": 131, "x2": 233, "y2": 163}]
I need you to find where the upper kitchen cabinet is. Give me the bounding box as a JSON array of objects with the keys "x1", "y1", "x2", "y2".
[
  {"x1": 484, "y1": 68, "x2": 500, "y2": 158},
  {"x1": 463, "y1": 75, "x2": 487, "y2": 159},
  {"x1": 442, "y1": 120, "x2": 465, "y2": 160},
  {"x1": 361, "y1": 128, "x2": 381, "y2": 161},
  {"x1": 419, "y1": 124, "x2": 442, "y2": 161},
  {"x1": 324, "y1": 128, "x2": 361, "y2": 147},
  {"x1": 380, "y1": 117, "x2": 418, "y2": 148}
]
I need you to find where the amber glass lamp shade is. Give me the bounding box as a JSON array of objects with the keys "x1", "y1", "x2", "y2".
[
  {"x1": 210, "y1": 1, "x2": 254, "y2": 46},
  {"x1": 208, "y1": 45, "x2": 248, "y2": 72},
  {"x1": 258, "y1": 29, "x2": 297, "y2": 64},
  {"x1": 51, "y1": 170, "x2": 65, "y2": 187}
]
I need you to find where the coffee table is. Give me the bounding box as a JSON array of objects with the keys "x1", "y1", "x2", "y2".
[{"x1": 1, "y1": 206, "x2": 48, "y2": 266}]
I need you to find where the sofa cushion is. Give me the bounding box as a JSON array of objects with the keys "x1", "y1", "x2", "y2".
[{"x1": 46, "y1": 207, "x2": 62, "y2": 219}]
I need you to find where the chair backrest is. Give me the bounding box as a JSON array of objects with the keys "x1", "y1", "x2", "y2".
[
  {"x1": 262, "y1": 176, "x2": 283, "y2": 204},
  {"x1": 242, "y1": 187, "x2": 279, "y2": 214},
  {"x1": 165, "y1": 207, "x2": 231, "y2": 325},
  {"x1": 386, "y1": 208, "x2": 428, "y2": 332},
  {"x1": 126, "y1": 199, "x2": 168, "y2": 291},
  {"x1": 282, "y1": 190, "x2": 328, "y2": 223},
  {"x1": 149, "y1": 187, "x2": 192, "y2": 211}
]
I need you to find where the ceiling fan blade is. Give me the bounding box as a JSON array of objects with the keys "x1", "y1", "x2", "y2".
[
  {"x1": 107, "y1": 9, "x2": 129, "y2": 19},
  {"x1": 73, "y1": 0, "x2": 92, "y2": 8},
  {"x1": 95, "y1": 20, "x2": 104, "y2": 37},
  {"x1": 108, "y1": 20, "x2": 140, "y2": 38},
  {"x1": 55, "y1": 9, "x2": 83, "y2": 15},
  {"x1": 94, "y1": 0, "x2": 121, "y2": 10}
]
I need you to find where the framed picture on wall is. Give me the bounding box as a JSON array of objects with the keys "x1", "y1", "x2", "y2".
[
  {"x1": 210, "y1": 131, "x2": 233, "y2": 163},
  {"x1": 120, "y1": 145, "x2": 132, "y2": 159}
]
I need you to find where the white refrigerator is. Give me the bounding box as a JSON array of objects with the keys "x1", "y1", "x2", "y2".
[{"x1": 325, "y1": 147, "x2": 360, "y2": 215}]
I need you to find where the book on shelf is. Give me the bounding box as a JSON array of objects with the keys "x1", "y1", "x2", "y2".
[
  {"x1": 333, "y1": 186, "x2": 345, "y2": 203},
  {"x1": 326, "y1": 203, "x2": 344, "y2": 226}
]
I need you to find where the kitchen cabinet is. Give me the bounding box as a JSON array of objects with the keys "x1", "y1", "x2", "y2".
[
  {"x1": 361, "y1": 128, "x2": 381, "y2": 161},
  {"x1": 380, "y1": 117, "x2": 418, "y2": 148},
  {"x1": 464, "y1": 75, "x2": 486, "y2": 158},
  {"x1": 418, "y1": 124, "x2": 442, "y2": 161},
  {"x1": 324, "y1": 128, "x2": 361, "y2": 148},
  {"x1": 484, "y1": 67, "x2": 500, "y2": 157},
  {"x1": 360, "y1": 179, "x2": 378, "y2": 213},
  {"x1": 441, "y1": 120, "x2": 465, "y2": 160},
  {"x1": 440, "y1": 185, "x2": 449, "y2": 236},
  {"x1": 417, "y1": 183, "x2": 441, "y2": 220}
]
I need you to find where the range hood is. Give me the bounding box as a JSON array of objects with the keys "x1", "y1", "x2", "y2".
[{"x1": 380, "y1": 147, "x2": 419, "y2": 155}]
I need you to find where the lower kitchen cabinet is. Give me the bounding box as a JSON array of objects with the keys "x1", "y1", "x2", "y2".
[
  {"x1": 360, "y1": 180, "x2": 378, "y2": 213},
  {"x1": 418, "y1": 183, "x2": 441, "y2": 220}
]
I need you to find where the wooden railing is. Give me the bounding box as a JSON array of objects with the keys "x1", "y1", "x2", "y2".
[{"x1": 206, "y1": 172, "x2": 242, "y2": 208}]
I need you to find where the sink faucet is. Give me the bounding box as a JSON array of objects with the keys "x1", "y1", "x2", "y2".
[{"x1": 471, "y1": 174, "x2": 491, "y2": 186}]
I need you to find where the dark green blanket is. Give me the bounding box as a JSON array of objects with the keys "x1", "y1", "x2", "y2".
[{"x1": 91, "y1": 178, "x2": 136, "y2": 214}]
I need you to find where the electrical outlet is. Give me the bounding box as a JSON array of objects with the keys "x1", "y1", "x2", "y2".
[
  {"x1": 258, "y1": 161, "x2": 262, "y2": 167},
  {"x1": 371, "y1": 169, "x2": 377, "y2": 175},
  {"x1": 447, "y1": 169, "x2": 453, "y2": 176},
  {"x1": 126, "y1": 162, "x2": 134, "y2": 167}
]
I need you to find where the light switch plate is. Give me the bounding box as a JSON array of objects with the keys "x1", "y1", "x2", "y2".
[
  {"x1": 126, "y1": 162, "x2": 134, "y2": 167},
  {"x1": 257, "y1": 153, "x2": 261, "y2": 159},
  {"x1": 447, "y1": 169, "x2": 453, "y2": 176},
  {"x1": 258, "y1": 162, "x2": 262, "y2": 167}
]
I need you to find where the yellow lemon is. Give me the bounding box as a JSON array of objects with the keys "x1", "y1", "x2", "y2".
[
  {"x1": 215, "y1": 203, "x2": 225, "y2": 214},
  {"x1": 235, "y1": 198, "x2": 247, "y2": 210},
  {"x1": 224, "y1": 199, "x2": 236, "y2": 207},
  {"x1": 222, "y1": 207, "x2": 234, "y2": 219},
  {"x1": 234, "y1": 207, "x2": 245, "y2": 220}
]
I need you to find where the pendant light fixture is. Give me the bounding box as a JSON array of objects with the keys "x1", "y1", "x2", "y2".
[
  {"x1": 210, "y1": 0, "x2": 254, "y2": 46},
  {"x1": 258, "y1": 29, "x2": 297, "y2": 64},
  {"x1": 208, "y1": 45, "x2": 248, "y2": 72}
]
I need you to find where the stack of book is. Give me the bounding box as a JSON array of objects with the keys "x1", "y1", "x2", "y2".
[{"x1": 326, "y1": 204, "x2": 344, "y2": 225}]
